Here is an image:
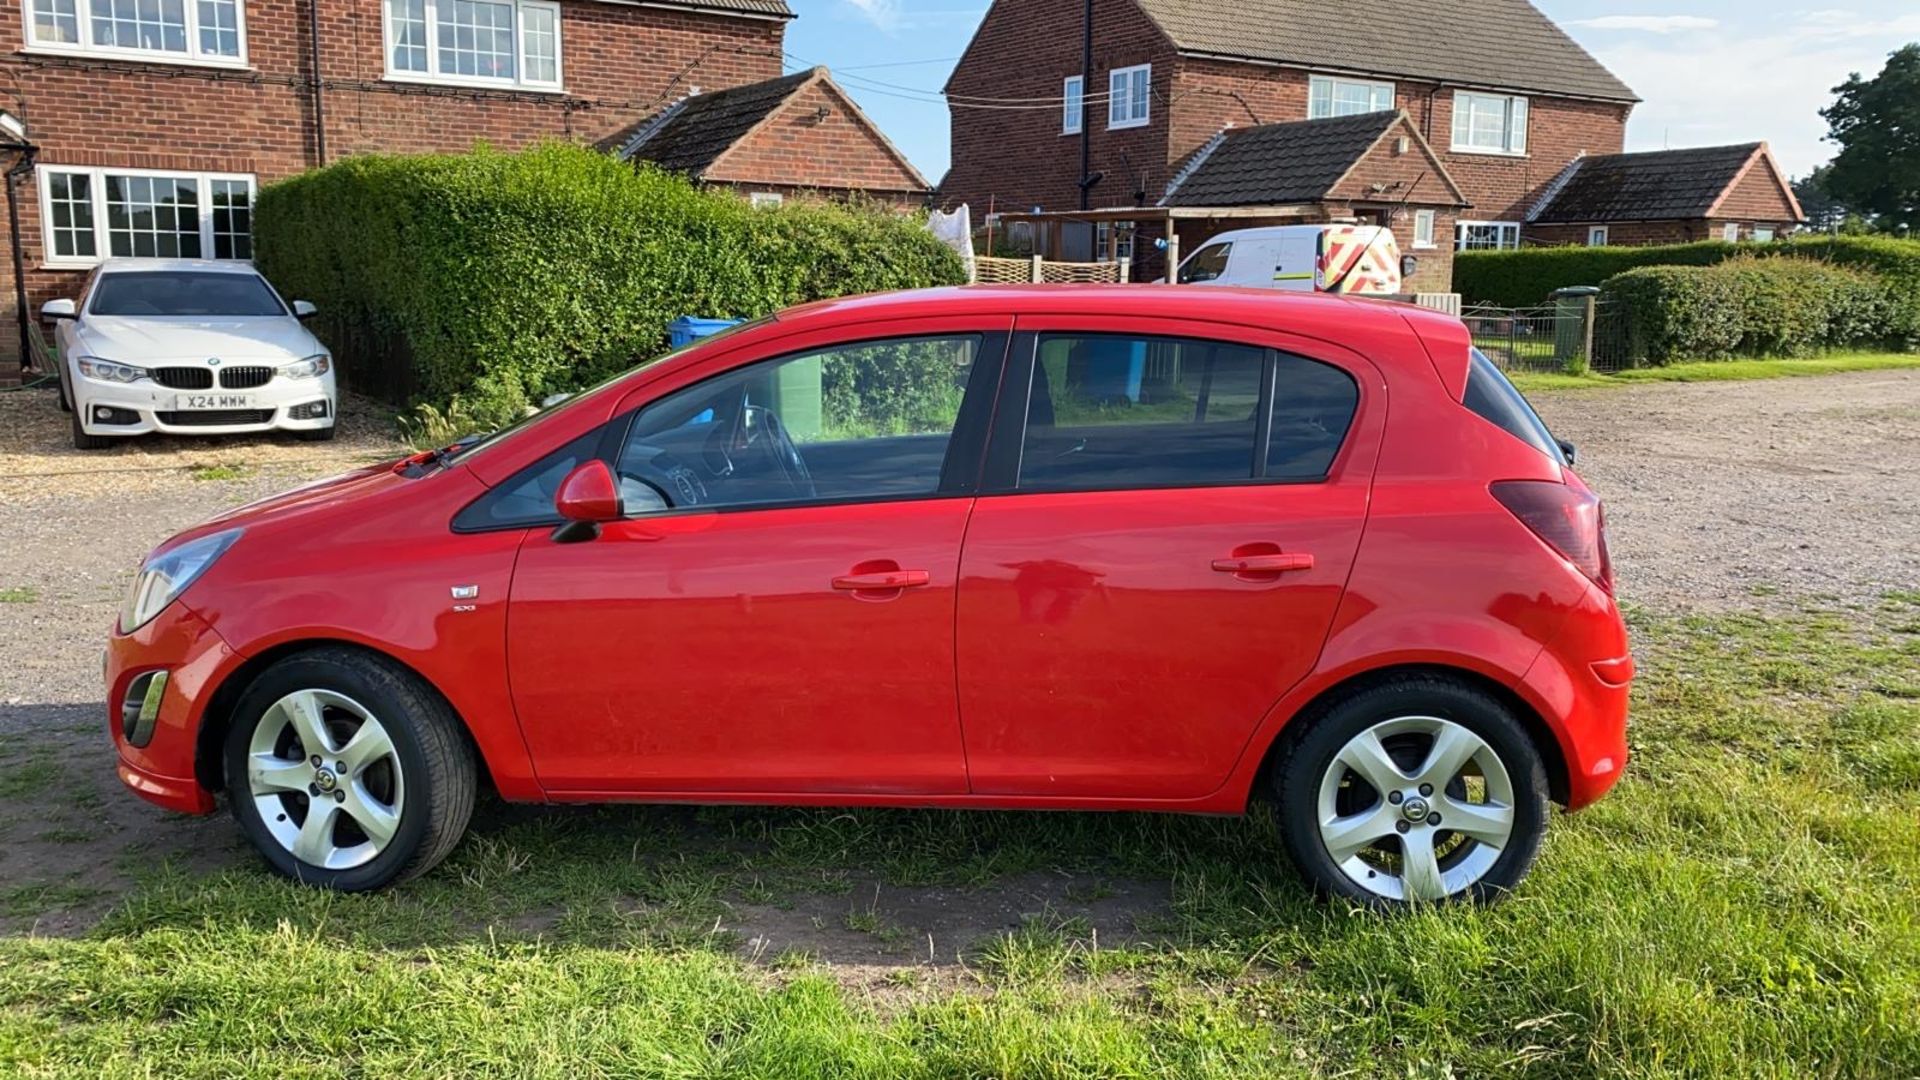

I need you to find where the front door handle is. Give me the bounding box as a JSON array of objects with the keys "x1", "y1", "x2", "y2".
[{"x1": 832, "y1": 569, "x2": 931, "y2": 591}]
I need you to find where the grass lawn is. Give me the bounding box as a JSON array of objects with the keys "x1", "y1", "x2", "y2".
[
  {"x1": 3, "y1": 595, "x2": 1918, "y2": 1077},
  {"x1": 1509, "y1": 352, "x2": 1920, "y2": 393}
]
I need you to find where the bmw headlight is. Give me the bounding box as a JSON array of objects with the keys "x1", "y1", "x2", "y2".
[
  {"x1": 280, "y1": 354, "x2": 331, "y2": 379},
  {"x1": 120, "y1": 529, "x2": 243, "y2": 633},
  {"x1": 76, "y1": 357, "x2": 148, "y2": 383}
]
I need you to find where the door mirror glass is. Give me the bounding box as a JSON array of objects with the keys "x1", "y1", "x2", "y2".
[
  {"x1": 554, "y1": 460, "x2": 622, "y2": 523},
  {"x1": 292, "y1": 300, "x2": 317, "y2": 319},
  {"x1": 41, "y1": 298, "x2": 76, "y2": 320}
]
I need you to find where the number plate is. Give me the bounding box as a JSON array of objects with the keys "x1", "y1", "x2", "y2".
[{"x1": 173, "y1": 393, "x2": 255, "y2": 410}]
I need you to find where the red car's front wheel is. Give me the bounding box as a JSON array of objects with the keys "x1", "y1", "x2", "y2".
[{"x1": 224, "y1": 647, "x2": 475, "y2": 891}]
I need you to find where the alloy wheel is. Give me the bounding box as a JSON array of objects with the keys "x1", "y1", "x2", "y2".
[
  {"x1": 246, "y1": 688, "x2": 405, "y2": 871},
  {"x1": 1315, "y1": 715, "x2": 1516, "y2": 901}
]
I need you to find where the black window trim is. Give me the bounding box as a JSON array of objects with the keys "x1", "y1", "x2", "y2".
[
  {"x1": 451, "y1": 330, "x2": 1012, "y2": 533},
  {"x1": 977, "y1": 329, "x2": 1359, "y2": 497}
]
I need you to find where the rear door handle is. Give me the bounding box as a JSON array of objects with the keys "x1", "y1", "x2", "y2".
[
  {"x1": 832, "y1": 569, "x2": 931, "y2": 591},
  {"x1": 1211, "y1": 553, "x2": 1314, "y2": 574}
]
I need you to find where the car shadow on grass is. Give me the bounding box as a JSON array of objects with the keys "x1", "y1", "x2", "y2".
[{"x1": 0, "y1": 708, "x2": 1310, "y2": 975}]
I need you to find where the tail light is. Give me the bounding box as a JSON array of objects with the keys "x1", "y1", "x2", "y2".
[{"x1": 1490, "y1": 480, "x2": 1614, "y2": 591}]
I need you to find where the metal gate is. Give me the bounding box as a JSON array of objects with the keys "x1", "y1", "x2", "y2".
[{"x1": 1461, "y1": 298, "x2": 1629, "y2": 374}]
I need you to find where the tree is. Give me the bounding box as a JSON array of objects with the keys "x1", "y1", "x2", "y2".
[
  {"x1": 1791, "y1": 166, "x2": 1848, "y2": 231},
  {"x1": 1820, "y1": 44, "x2": 1920, "y2": 231}
]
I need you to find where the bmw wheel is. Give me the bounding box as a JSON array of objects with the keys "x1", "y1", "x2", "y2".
[
  {"x1": 1272, "y1": 675, "x2": 1550, "y2": 905},
  {"x1": 225, "y1": 647, "x2": 475, "y2": 891}
]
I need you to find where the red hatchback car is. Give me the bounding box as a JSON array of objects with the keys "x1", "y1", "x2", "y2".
[{"x1": 106, "y1": 286, "x2": 1630, "y2": 904}]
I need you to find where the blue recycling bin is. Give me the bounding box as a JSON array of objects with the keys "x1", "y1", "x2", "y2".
[{"x1": 668, "y1": 316, "x2": 744, "y2": 349}]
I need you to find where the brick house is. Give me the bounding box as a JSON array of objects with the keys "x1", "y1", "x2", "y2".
[
  {"x1": 942, "y1": 0, "x2": 1641, "y2": 281},
  {"x1": 597, "y1": 66, "x2": 931, "y2": 207},
  {"x1": 0, "y1": 0, "x2": 808, "y2": 382},
  {"x1": 1525, "y1": 143, "x2": 1805, "y2": 247}
]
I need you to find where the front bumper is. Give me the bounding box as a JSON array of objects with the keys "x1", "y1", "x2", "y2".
[
  {"x1": 1520, "y1": 582, "x2": 1633, "y2": 810},
  {"x1": 74, "y1": 373, "x2": 335, "y2": 438},
  {"x1": 106, "y1": 601, "x2": 240, "y2": 815}
]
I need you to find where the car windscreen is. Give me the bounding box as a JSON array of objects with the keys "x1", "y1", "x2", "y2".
[{"x1": 88, "y1": 272, "x2": 287, "y2": 317}]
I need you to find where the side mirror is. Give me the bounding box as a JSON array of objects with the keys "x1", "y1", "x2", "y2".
[
  {"x1": 41, "y1": 298, "x2": 76, "y2": 320},
  {"x1": 291, "y1": 300, "x2": 318, "y2": 319},
  {"x1": 1557, "y1": 439, "x2": 1579, "y2": 465},
  {"x1": 554, "y1": 460, "x2": 622, "y2": 525}
]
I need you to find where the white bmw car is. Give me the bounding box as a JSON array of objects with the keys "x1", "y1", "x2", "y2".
[{"x1": 44, "y1": 260, "x2": 336, "y2": 450}]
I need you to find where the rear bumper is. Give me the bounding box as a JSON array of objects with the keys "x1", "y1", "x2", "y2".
[
  {"x1": 106, "y1": 602, "x2": 237, "y2": 815},
  {"x1": 1520, "y1": 583, "x2": 1632, "y2": 809}
]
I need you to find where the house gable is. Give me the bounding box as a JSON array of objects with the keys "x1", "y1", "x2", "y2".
[
  {"x1": 705, "y1": 72, "x2": 932, "y2": 196},
  {"x1": 1161, "y1": 110, "x2": 1467, "y2": 209},
  {"x1": 1530, "y1": 143, "x2": 1802, "y2": 225}
]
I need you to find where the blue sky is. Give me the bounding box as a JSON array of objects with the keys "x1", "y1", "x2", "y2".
[{"x1": 782, "y1": 1, "x2": 1920, "y2": 184}]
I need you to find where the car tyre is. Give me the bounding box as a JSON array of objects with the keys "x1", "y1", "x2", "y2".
[
  {"x1": 70, "y1": 409, "x2": 114, "y2": 450},
  {"x1": 1270, "y1": 674, "x2": 1550, "y2": 907},
  {"x1": 224, "y1": 647, "x2": 475, "y2": 892},
  {"x1": 294, "y1": 423, "x2": 337, "y2": 443}
]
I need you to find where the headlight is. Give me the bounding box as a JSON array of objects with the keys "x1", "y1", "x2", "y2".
[
  {"x1": 280, "y1": 354, "x2": 331, "y2": 379},
  {"x1": 120, "y1": 529, "x2": 243, "y2": 634},
  {"x1": 76, "y1": 357, "x2": 148, "y2": 383}
]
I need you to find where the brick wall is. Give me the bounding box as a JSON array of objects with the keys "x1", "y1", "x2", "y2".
[
  {"x1": 942, "y1": 0, "x2": 1174, "y2": 214},
  {"x1": 708, "y1": 77, "x2": 928, "y2": 198},
  {"x1": 1714, "y1": 157, "x2": 1799, "y2": 222},
  {"x1": 0, "y1": 0, "x2": 786, "y2": 380}
]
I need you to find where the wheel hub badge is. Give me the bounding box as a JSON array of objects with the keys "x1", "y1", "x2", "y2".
[
  {"x1": 314, "y1": 769, "x2": 338, "y2": 793},
  {"x1": 1400, "y1": 795, "x2": 1430, "y2": 822}
]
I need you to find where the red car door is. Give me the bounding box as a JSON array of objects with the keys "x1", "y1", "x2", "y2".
[
  {"x1": 954, "y1": 317, "x2": 1385, "y2": 800},
  {"x1": 503, "y1": 323, "x2": 1007, "y2": 796}
]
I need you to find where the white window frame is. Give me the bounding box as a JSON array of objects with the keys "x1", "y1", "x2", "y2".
[
  {"x1": 748, "y1": 192, "x2": 783, "y2": 209},
  {"x1": 1308, "y1": 74, "x2": 1395, "y2": 119},
  {"x1": 1587, "y1": 226, "x2": 1609, "y2": 247},
  {"x1": 380, "y1": 0, "x2": 564, "y2": 93},
  {"x1": 1721, "y1": 223, "x2": 1740, "y2": 243},
  {"x1": 1412, "y1": 209, "x2": 1436, "y2": 249},
  {"x1": 35, "y1": 164, "x2": 256, "y2": 269},
  {"x1": 1107, "y1": 63, "x2": 1151, "y2": 130},
  {"x1": 1753, "y1": 226, "x2": 1776, "y2": 242},
  {"x1": 1451, "y1": 90, "x2": 1528, "y2": 156},
  {"x1": 21, "y1": 0, "x2": 249, "y2": 69},
  {"x1": 1455, "y1": 220, "x2": 1521, "y2": 251},
  {"x1": 1062, "y1": 74, "x2": 1084, "y2": 135}
]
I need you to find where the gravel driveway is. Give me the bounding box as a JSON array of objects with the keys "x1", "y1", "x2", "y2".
[{"x1": 0, "y1": 370, "x2": 1915, "y2": 929}]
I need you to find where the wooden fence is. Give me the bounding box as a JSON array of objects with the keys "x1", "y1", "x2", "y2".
[{"x1": 973, "y1": 255, "x2": 1130, "y2": 284}]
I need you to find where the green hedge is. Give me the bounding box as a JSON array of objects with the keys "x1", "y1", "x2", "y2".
[
  {"x1": 1456, "y1": 235, "x2": 1920, "y2": 310},
  {"x1": 254, "y1": 143, "x2": 965, "y2": 425},
  {"x1": 1601, "y1": 256, "x2": 1914, "y2": 365}
]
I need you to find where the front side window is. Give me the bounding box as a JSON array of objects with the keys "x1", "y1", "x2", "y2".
[
  {"x1": 1309, "y1": 75, "x2": 1394, "y2": 119},
  {"x1": 617, "y1": 336, "x2": 982, "y2": 512},
  {"x1": 40, "y1": 167, "x2": 254, "y2": 265},
  {"x1": 1178, "y1": 242, "x2": 1232, "y2": 283},
  {"x1": 1062, "y1": 75, "x2": 1084, "y2": 134},
  {"x1": 88, "y1": 270, "x2": 286, "y2": 317},
  {"x1": 1455, "y1": 221, "x2": 1520, "y2": 251},
  {"x1": 1451, "y1": 91, "x2": 1527, "y2": 155},
  {"x1": 385, "y1": 0, "x2": 561, "y2": 89},
  {"x1": 1108, "y1": 64, "x2": 1150, "y2": 129},
  {"x1": 28, "y1": 0, "x2": 244, "y2": 63}
]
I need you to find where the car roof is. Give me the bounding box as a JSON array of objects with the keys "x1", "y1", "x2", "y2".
[{"x1": 95, "y1": 258, "x2": 263, "y2": 276}]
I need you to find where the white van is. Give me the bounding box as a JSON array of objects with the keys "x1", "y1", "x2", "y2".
[{"x1": 1176, "y1": 224, "x2": 1404, "y2": 295}]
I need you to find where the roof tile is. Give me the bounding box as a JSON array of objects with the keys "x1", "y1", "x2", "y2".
[{"x1": 1530, "y1": 144, "x2": 1763, "y2": 222}]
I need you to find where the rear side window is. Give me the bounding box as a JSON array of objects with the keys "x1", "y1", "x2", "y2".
[
  {"x1": 1463, "y1": 348, "x2": 1565, "y2": 464},
  {"x1": 1014, "y1": 334, "x2": 1358, "y2": 492}
]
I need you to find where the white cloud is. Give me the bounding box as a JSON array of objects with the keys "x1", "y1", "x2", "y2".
[
  {"x1": 1569, "y1": 15, "x2": 1719, "y2": 33},
  {"x1": 840, "y1": 0, "x2": 902, "y2": 31}
]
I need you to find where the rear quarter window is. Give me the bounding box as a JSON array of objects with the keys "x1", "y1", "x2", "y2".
[{"x1": 1463, "y1": 348, "x2": 1565, "y2": 465}]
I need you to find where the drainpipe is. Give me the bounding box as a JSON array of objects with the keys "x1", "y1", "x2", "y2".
[
  {"x1": 1077, "y1": 0, "x2": 1093, "y2": 210},
  {"x1": 309, "y1": 0, "x2": 327, "y2": 166},
  {"x1": 3, "y1": 141, "x2": 37, "y2": 373}
]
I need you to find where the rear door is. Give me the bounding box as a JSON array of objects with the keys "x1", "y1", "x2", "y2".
[{"x1": 953, "y1": 316, "x2": 1385, "y2": 799}]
